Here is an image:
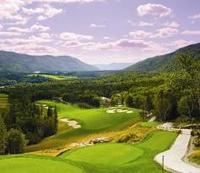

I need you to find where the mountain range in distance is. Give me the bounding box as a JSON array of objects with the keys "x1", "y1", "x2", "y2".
[
  {"x1": 0, "y1": 43, "x2": 199, "y2": 73},
  {"x1": 0, "y1": 51, "x2": 98, "y2": 73},
  {"x1": 94, "y1": 63, "x2": 132, "y2": 71}
]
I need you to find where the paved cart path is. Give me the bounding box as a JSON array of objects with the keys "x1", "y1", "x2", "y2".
[{"x1": 155, "y1": 129, "x2": 200, "y2": 173}]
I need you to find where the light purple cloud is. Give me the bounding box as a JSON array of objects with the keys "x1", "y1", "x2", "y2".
[{"x1": 137, "y1": 3, "x2": 172, "y2": 18}]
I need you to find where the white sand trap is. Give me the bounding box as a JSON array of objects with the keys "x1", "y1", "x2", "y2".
[
  {"x1": 106, "y1": 110, "x2": 115, "y2": 113},
  {"x1": 60, "y1": 118, "x2": 81, "y2": 129},
  {"x1": 158, "y1": 122, "x2": 174, "y2": 130},
  {"x1": 126, "y1": 110, "x2": 133, "y2": 114},
  {"x1": 117, "y1": 109, "x2": 124, "y2": 113}
]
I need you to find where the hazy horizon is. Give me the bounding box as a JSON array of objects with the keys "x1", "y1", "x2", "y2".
[{"x1": 0, "y1": 0, "x2": 200, "y2": 64}]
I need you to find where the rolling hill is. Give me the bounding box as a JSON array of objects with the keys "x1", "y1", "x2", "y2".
[
  {"x1": 126, "y1": 43, "x2": 200, "y2": 72},
  {"x1": 0, "y1": 51, "x2": 98, "y2": 73}
]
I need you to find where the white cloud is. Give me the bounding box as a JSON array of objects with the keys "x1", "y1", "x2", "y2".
[
  {"x1": 31, "y1": 24, "x2": 50, "y2": 32},
  {"x1": 0, "y1": 0, "x2": 29, "y2": 24},
  {"x1": 173, "y1": 40, "x2": 194, "y2": 48},
  {"x1": 29, "y1": 0, "x2": 105, "y2": 3},
  {"x1": 182, "y1": 30, "x2": 200, "y2": 35},
  {"x1": 7, "y1": 27, "x2": 30, "y2": 33},
  {"x1": 0, "y1": 25, "x2": 3, "y2": 30},
  {"x1": 0, "y1": 31, "x2": 22, "y2": 37},
  {"x1": 127, "y1": 20, "x2": 154, "y2": 27},
  {"x1": 23, "y1": 4, "x2": 62, "y2": 21},
  {"x1": 189, "y1": 13, "x2": 200, "y2": 20},
  {"x1": 90, "y1": 24, "x2": 106, "y2": 28},
  {"x1": 137, "y1": 3, "x2": 172, "y2": 18},
  {"x1": 39, "y1": 33, "x2": 52, "y2": 39},
  {"x1": 138, "y1": 21, "x2": 154, "y2": 27},
  {"x1": 81, "y1": 39, "x2": 163, "y2": 52},
  {"x1": 60, "y1": 32, "x2": 94, "y2": 41},
  {"x1": 164, "y1": 21, "x2": 180, "y2": 28},
  {"x1": 153, "y1": 27, "x2": 178, "y2": 38},
  {"x1": 103, "y1": 36, "x2": 110, "y2": 40},
  {"x1": 129, "y1": 30, "x2": 151, "y2": 39}
]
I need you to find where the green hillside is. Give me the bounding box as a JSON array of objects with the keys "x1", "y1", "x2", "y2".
[
  {"x1": 126, "y1": 43, "x2": 200, "y2": 72},
  {"x1": 0, "y1": 51, "x2": 98, "y2": 73}
]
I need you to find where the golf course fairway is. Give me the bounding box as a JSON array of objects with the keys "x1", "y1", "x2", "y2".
[
  {"x1": 61, "y1": 131, "x2": 177, "y2": 173},
  {"x1": 0, "y1": 131, "x2": 177, "y2": 173}
]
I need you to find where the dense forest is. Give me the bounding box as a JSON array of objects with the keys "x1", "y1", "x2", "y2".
[{"x1": 0, "y1": 53, "x2": 199, "y2": 155}]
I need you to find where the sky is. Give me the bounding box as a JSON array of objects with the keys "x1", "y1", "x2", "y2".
[{"x1": 0, "y1": 0, "x2": 200, "y2": 64}]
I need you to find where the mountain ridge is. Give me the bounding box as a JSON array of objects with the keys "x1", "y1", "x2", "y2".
[
  {"x1": 125, "y1": 43, "x2": 200, "y2": 72},
  {"x1": 0, "y1": 50, "x2": 98, "y2": 73}
]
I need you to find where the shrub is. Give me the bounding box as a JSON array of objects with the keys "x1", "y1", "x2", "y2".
[
  {"x1": 6, "y1": 129, "x2": 26, "y2": 154},
  {"x1": 193, "y1": 137, "x2": 200, "y2": 147},
  {"x1": 117, "y1": 133, "x2": 140, "y2": 143}
]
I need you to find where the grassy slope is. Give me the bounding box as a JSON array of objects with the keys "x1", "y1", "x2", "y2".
[
  {"x1": 60, "y1": 131, "x2": 177, "y2": 173},
  {"x1": 0, "y1": 131, "x2": 177, "y2": 173},
  {"x1": 26, "y1": 101, "x2": 140, "y2": 152}
]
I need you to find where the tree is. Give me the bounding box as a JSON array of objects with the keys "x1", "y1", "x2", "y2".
[
  {"x1": 169, "y1": 53, "x2": 200, "y2": 118},
  {"x1": 178, "y1": 95, "x2": 199, "y2": 118},
  {"x1": 0, "y1": 116, "x2": 7, "y2": 154},
  {"x1": 144, "y1": 95, "x2": 153, "y2": 113},
  {"x1": 154, "y1": 90, "x2": 177, "y2": 121},
  {"x1": 6, "y1": 129, "x2": 26, "y2": 154},
  {"x1": 125, "y1": 94, "x2": 134, "y2": 107}
]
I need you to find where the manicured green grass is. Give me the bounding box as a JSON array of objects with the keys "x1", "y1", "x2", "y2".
[
  {"x1": 30, "y1": 74, "x2": 77, "y2": 80},
  {"x1": 140, "y1": 121, "x2": 160, "y2": 128},
  {"x1": 61, "y1": 143, "x2": 144, "y2": 166},
  {"x1": 26, "y1": 101, "x2": 140, "y2": 152},
  {"x1": 39, "y1": 100, "x2": 140, "y2": 131},
  {"x1": 0, "y1": 156, "x2": 83, "y2": 173},
  {"x1": 1, "y1": 131, "x2": 177, "y2": 173},
  {"x1": 61, "y1": 131, "x2": 177, "y2": 173}
]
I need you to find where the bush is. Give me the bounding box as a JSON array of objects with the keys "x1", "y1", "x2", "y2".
[
  {"x1": 191, "y1": 129, "x2": 200, "y2": 137},
  {"x1": 117, "y1": 133, "x2": 140, "y2": 143},
  {"x1": 193, "y1": 137, "x2": 200, "y2": 147},
  {"x1": 6, "y1": 129, "x2": 26, "y2": 154}
]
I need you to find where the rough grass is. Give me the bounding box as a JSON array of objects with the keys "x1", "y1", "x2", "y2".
[{"x1": 188, "y1": 149, "x2": 200, "y2": 165}]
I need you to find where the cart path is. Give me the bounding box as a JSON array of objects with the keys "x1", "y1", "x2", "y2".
[{"x1": 154, "y1": 129, "x2": 200, "y2": 173}]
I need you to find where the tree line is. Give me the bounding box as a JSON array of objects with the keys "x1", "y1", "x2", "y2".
[{"x1": 0, "y1": 91, "x2": 58, "y2": 154}]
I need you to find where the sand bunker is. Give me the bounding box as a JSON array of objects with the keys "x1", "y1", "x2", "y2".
[
  {"x1": 106, "y1": 108, "x2": 133, "y2": 114},
  {"x1": 60, "y1": 118, "x2": 81, "y2": 129}
]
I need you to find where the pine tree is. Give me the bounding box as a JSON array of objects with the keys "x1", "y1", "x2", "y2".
[{"x1": 0, "y1": 116, "x2": 7, "y2": 155}]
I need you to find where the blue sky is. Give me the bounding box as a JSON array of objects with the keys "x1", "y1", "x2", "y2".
[{"x1": 0, "y1": 0, "x2": 200, "y2": 64}]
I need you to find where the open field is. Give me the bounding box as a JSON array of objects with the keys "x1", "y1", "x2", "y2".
[
  {"x1": 30, "y1": 74, "x2": 77, "y2": 80},
  {"x1": 26, "y1": 101, "x2": 141, "y2": 152},
  {"x1": 0, "y1": 131, "x2": 177, "y2": 173}
]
